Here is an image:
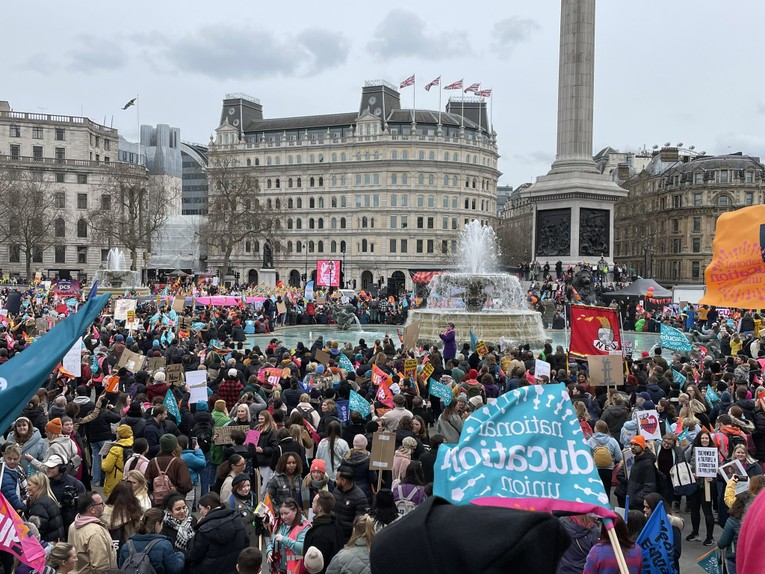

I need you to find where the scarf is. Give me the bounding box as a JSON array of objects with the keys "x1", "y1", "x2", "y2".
[{"x1": 163, "y1": 511, "x2": 194, "y2": 550}]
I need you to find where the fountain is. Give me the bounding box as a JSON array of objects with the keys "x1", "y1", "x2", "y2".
[
  {"x1": 406, "y1": 220, "x2": 549, "y2": 348},
  {"x1": 94, "y1": 248, "x2": 150, "y2": 296}
]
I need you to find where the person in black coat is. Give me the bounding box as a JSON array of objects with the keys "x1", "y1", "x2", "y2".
[
  {"x1": 46, "y1": 458, "x2": 86, "y2": 532},
  {"x1": 120, "y1": 402, "x2": 147, "y2": 438},
  {"x1": 271, "y1": 428, "x2": 309, "y2": 474},
  {"x1": 332, "y1": 465, "x2": 369, "y2": 543},
  {"x1": 625, "y1": 436, "x2": 658, "y2": 510},
  {"x1": 303, "y1": 491, "x2": 344, "y2": 574},
  {"x1": 25, "y1": 473, "x2": 65, "y2": 543},
  {"x1": 187, "y1": 493, "x2": 249, "y2": 574}
]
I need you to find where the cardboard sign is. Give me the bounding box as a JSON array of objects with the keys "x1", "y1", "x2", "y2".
[
  {"x1": 475, "y1": 341, "x2": 488, "y2": 357},
  {"x1": 117, "y1": 349, "x2": 145, "y2": 374},
  {"x1": 126, "y1": 309, "x2": 135, "y2": 322},
  {"x1": 172, "y1": 297, "x2": 185, "y2": 313},
  {"x1": 62, "y1": 338, "x2": 83, "y2": 377},
  {"x1": 146, "y1": 357, "x2": 166, "y2": 373},
  {"x1": 276, "y1": 302, "x2": 287, "y2": 315},
  {"x1": 534, "y1": 359, "x2": 551, "y2": 380},
  {"x1": 719, "y1": 459, "x2": 747, "y2": 483},
  {"x1": 622, "y1": 340, "x2": 633, "y2": 359},
  {"x1": 114, "y1": 299, "x2": 136, "y2": 321},
  {"x1": 403, "y1": 358, "x2": 417, "y2": 379},
  {"x1": 419, "y1": 362, "x2": 434, "y2": 382},
  {"x1": 622, "y1": 448, "x2": 634, "y2": 478},
  {"x1": 635, "y1": 409, "x2": 662, "y2": 441},
  {"x1": 587, "y1": 354, "x2": 624, "y2": 387},
  {"x1": 179, "y1": 316, "x2": 192, "y2": 331},
  {"x1": 370, "y1": 431, "x2": 397, "y2": 470},
  {"x1": 214, "y1": 425, "x2": 251, "y2": 445},
  {"x1": 402, "y1": 322, "x2": 420, "y2": 351},
  {"x1": 166, "y1": 363, "x2": 185, "y2": 387},
  {"x1": 315, "y1": 349, "x2": 330, "y2": 365},
  {"x1": 694, "y1": 447, "x2": 719, "y2": 478}
]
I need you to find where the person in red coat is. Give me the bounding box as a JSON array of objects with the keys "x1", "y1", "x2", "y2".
[{"x1": 147, "y1": 372, "x2": 170, "y2": 402}]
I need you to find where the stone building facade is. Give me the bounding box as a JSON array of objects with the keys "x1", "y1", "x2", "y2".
[{"x1": 207, "y1": 82, "x2": 500, "y2": 292}]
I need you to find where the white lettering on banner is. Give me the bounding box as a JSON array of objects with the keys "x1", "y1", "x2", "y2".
[
  {"x1": 0, "y1": 512, "x2": 19, "y2": 546},
  {"x1": 479, "y1": 416, "x2": 563, "y2": 438},
  {"x1": 0, "y1": 378, "x2": 7, "y2": 391}
]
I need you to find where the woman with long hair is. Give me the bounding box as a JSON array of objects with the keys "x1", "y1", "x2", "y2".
[
  {"x1": 266, "y1": 498, "x2": 311, "y2": 574},
  {"x1": 7, "y1": 416, "x2": 46, "y2": 477},
  {"x1": 315, "y1": 421, "x2": 350, "y2": 482},
  {"x1": 435, "y1": 398, "x2": 464, "y2": 444},
  {"x1": 644, "y1": 493, "x2": 683, "y2": 570},
  {"x1": 161, "y1": 493, "x2": 197, "y2": 554},
  {"x1": 118, "y1": 508, "x2": 185, "y2": 574},
  {"x1": 124, "y1": 470, "x2": 152, "y2": 511},
  {"x1": 411, "y1": 415, "x2": 430, "y2": 448},
  {"x1": 367, "y1": 489, "x2": 398, "y2": 533},
  {"x1": 391, "y1": 460, "x2": 427, "y2": 512},
  {"x1": 102, "y1": 480, "x2": 144, "y2": 550},
  {"x1": 557, "y1": 515, "x2": 599, "y2": 574},
  {"x1": 46, "y1": 542, "x2": 78, "y2": 573},
  {"x1": 187, "y1": 493, "x2": 250, "y2": 574},
  {"x1": 326, "y1": 514, "x2": 374, "y2": 573},
  {"x1": 266, "y1": 453, "x2": 304, "y2": 508},
  {"x1": 685, "y1": 430, "x2": 718, "y2": 545},
  {"x1": 25, "y1": 472, "x2": 64, "y2": 542},
  {"x1": 583, "y1": 514, "x2": 642, "y2": 574},
  {"x1": 391, "y1": 437, "x2": 417, "y2": 482},
  {"x1": 217, "y1": 453, "x2": 246, "y2": 503},
  {"x1": 254, "y1": 410, "x2": 279, "y2": 489}
]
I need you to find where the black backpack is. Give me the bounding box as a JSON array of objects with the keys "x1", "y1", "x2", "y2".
[
  {"x1": 192, "y1": 421, "x2": 213, "y2": 454},
  {"x1": 121, "y1": 539, "x2": 160, "y2": 574},
  {"x1": 113, "y1": 444, "x2": 134, "y2": 474}
]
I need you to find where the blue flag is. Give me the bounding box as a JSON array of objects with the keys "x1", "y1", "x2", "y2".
[
  {"x1": 660, "y1": 323, "x2": 692, "y2": 351},
  {"x1": 336, "y1": 400, "x2": 350, "y2": 423},
  {"x1": 706, "y1": 385, "x2": 720, "y2": 405},
  {"x1": 636, "y1": 500, "x2": 676, "y2": 574},
  {"x1": 349, "y1": 389, "x2": 370, "y2": 415},
  {"x1": 428, "y1": 378, "x2": 452, "y2": 406},
  {"x1": 164, "y1": 390, "x2": 181, "y2": 422},
  {"x1": 671, "y1": 369, "x2": 686, "y2": 389},
  {"x1": 338, "y1": 353, "x2": 354, "y2": 372},
  {"x1": 696, "y1": 549, "x2": 722, "y2": 574},
  {"x1": 433, "y1": 383, "x2": 615, "y2": 519},
  {"x1": 469, "y1": 329, "x2": 478, "y2": 353},
  {"x1": 0, "y1": 293, "x2": 109, "y2": 434}
]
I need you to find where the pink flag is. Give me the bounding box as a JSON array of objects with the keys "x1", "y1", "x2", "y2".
[
  {"x1": 0, "y1": 492, "x2": 46, "y2": 571},
  {"x1": 399, "y1": 74, "x2": 415, "y2": 88},
  {"x1": 464, "y1": 82, "x2": 480, "y2": 93},
  {"x1": 444, "y1": 79, "x2": 463, "y2": 90},
  {"x1": 424, "y1": 76, "x2": 441, "y2": 91}
]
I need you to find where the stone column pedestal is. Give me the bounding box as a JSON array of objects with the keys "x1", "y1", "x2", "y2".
[{"x1": 260, "y1": 268, "x2": 277, "y2": 287}]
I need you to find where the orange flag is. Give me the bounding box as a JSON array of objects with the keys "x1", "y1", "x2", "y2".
[{"x1": 700, "y1": 204, "x2": 765, "y2": 307}]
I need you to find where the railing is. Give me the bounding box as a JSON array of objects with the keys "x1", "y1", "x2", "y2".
[
  {"x1": 0, "y1": 154, "x2": 146, "y2": 171},
  {"x1": 1, "y1": 110, "x2": 117, "y2": 135}
]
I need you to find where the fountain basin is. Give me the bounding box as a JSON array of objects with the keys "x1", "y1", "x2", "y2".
[{"x1": 407, "y1": 308, "x2": 549, "y2": 349}]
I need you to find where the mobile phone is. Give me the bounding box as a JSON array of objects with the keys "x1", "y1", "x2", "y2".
[
  {"x1": 736, "y1": 474, "x2": 749, "y2": 482},
  {"x1": 192, "y1": 437, "x2": 198, "y2": 449}
]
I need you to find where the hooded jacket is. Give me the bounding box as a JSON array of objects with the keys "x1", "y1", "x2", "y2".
[
  {"x1": 27, "y1": 493, "x2": 65, "y2": 542},
  {"x1": 187, "y1": 506, "x2": 249, "y2": 574},
  {"x1": 619, "y1": 419, "x2": 639, "y2": 449},
  {"x1": 600, "y1": 403, "x2": 630, "y2": 442},
  {"x1": 67, "y1": 514, "x2": 118, "y2": 573},
  {"x1": 586, "y1": 432, "x2": 622, "y2": 470},
  {"x1": 304, "y1": 514, "x2": 345, "y2": 574},
  {"x1": 118, "y1": 533, "x2": 185, "y2": 574},
  {"x1": 101, "y1": 435, "x2": 134, "y2": 498},
  {"x1": 556, "y1": 516, "x2": 599, "y2": 574},
  {"x1": 627, "y1": 450, "x2": 657, "y2": 509},
  {"x1": 7, "y1": 426, "x2": 46, "y2": 476},
  {"x1": 342, "y1": 449, "x2": 376, "y2": 503}
]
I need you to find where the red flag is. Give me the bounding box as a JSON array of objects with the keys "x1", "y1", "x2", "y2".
[
  {"x1": 464, "y1": 82, "x2": 480, "y2": 93},
  {"x1": 569, "y1": 305, "x2": 622, "y2": 360},
  {"x1": 399, "y1": 74, "x2": 415, "y2": 88},
  {"x1": 376, "y1": 376, "x2": 395, "y2": 408},
  {"x1": 0, "y1": 492, "x2": 46, "y2": 571},
  {"x1": 444, "y1": 79, "x2": 463, "y2": 90},
  {"x1": 424, "y1": 76, "x2": 441, "y2": 91},
  {"x1": 476, "y1": 89, "x2": 492, "y2": 97}
]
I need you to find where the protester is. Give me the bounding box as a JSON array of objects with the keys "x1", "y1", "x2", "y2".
[
  {"x1": 25, "y1": 472, "x2": 65, "y2": 543},
  {"x1": 100, "y1": 423, "x2": 134, "y2": 497},
  {"x1": 266, "y1": 497, "x2": 312, "y2": 574},
  {"x1": 303, "y1": 491, "x2": 345, "y2": 574},
  {"x1": 316, "y1": 421, "x2": 350, "y2": 482},
  {"x1": 186, "y1": 492, "x2": 250, "y2": 574},
  {"x1": 266, "y1": 452, "x2": 304, "y2": 508},
  {"x1": 67, "y1": 492, "x2": 118, "y2": 573},
  {"x1": 582, "y1": 515, "x2": 642, "y2": 574},
  {"x1": 118, "y1": 508, "x2": 185, "y2": 574},
  {"x1": 46, "y1": 541, "x2": 78, "y2": 573},
  {"x1": 161, "y1": 493, "x2": 197, "y2": 554},
  {"x1": 332, "y1": 465, "x2": 369, "y2": 542},
  {"x1": 325, "y1": 514, "x2": 375, "y2": 574},
  {"x1": 101, "y1": 480, "x2": 143, "y2": 550}
]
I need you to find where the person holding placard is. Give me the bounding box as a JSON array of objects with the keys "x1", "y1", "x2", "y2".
[{"x1": 685, "y1": 430, "x2": 718, "y2": 544}]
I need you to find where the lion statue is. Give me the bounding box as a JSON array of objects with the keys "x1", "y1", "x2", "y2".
[{"x1": 569, "y1": 268, "x2": 601, "y2": 305}]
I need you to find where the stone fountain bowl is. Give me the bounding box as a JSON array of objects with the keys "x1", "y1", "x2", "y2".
[{"x1": 427, "y1": 273, "x2": 529, "y2": 312}]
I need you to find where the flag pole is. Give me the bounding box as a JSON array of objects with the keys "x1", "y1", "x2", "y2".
[
  {"x1": 438, "y1": 77, "x2": 442, "y2": 129},
  {"x1": 412, "y1": 76, "x2": 416, "y2": 125},
  {"x1": 135, "y1": 94, "x2": 142, "y2": 166},
  {"x1": 604, "y1": 520, "x2": 630, "y2": 574}
]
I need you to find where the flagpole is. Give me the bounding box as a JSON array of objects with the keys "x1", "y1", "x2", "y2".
[
  {"x1": 605, "y1": 522, "x2": 631, "y2": 574},
  {"x1": 412, "y1": 76, "x2": 416, "y2": 125},
  {"x1": 135, "y1": 94, "x2": 142, "y2": 166}
]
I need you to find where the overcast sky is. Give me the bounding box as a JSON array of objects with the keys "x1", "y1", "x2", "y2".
[{"x1": 4, "y1": 1, "x2": 765, "y2": 187}]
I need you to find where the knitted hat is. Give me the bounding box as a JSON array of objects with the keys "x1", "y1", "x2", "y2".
[
  {"x1": 468, "y1": 369, "x2": 479, "y2": 379},
  {"x1": 469, "y1": 396, "x2": 484, "y2": 409},
  {"x1": 214, "y1": 400, "x2": 227, "y2": 412},
  {"x1": 115, "y1": 334, "x2": 124, "y2": 342},
  {"x1": 152, "y1": 340, "x2": 160, "y2": 348},
  {"x1": 370, "y1": 497, "x2": 571, "y2": 574},
  {"x1": 228, "y1": 368, "x2": 238, "y2": 378},
  {"x1": 46, "y1": 418, "x2": 62, "y2": 435},
  {"x1": 117, "y1": 424, "x2": 133, "y2": 439},
  {"x1": 159, "y1": 433, "x2": 178, "y2": 454},
  {"x1": 310, "y1": 459, "x2": 326, "y2": 473},
  {"x1": 231, "y1": 473, "x2": 250, "y2": 489},
  {"x1": 353, "y1": 434, "x2": 368, "y2": 450},
  {"x1": 641, "y1": 351, "x2": 650, "y2": 358},
  {"x1": 154, "y1": 371, "x2": 166, "y2": 383},
  {"x1": 402, "y1": 436, "x2": 418, "y2": 450},
  {"x1": 315, "y1": 364, "x2": 325, "y2": 375},
  {"x1": 630, "y1": 435, "x2": 647, "y2": 449},
  {"x1": 637, "y1": 392, "x2": 650, "y2": 402},
  {"x1": 642, "y1": 400, "x2": 655, "y2": 411},
  {"x1": 303, "y1": 547, "x2": 324, "y2": 574},
  {"x1": 127, "y1": 402, "x2": 142, "y2": 417},
  {"x1": 336, "y1": 465, "x2": 354, "y2": 480},
  {"x1": 456, "y1": 393, "x2": 468, "y2": 403},
  {"x1": 195, "y1": 400, "x2": 209, "y2": 412}
]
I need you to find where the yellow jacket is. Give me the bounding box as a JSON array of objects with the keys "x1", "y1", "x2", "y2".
[{"x1": 101, "y1": 436, "x2": 134, "y2": 498}]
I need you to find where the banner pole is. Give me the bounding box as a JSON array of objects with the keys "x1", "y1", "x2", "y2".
[
  {"x1": 605, "y1": 521, "x2": 630, "y2": 574},
  {"x1": 705, "y1": 479, "x2": 711, "y2": 503}
]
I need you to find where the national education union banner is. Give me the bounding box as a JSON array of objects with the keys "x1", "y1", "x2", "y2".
[
  {"x1": 433, "y1": 383, "x2": 616, "y2": 519},
  {"x1": 700, "y1": 204, "x2": 765, "y2": 308},
  {"x1": 660, "y1": 323, "x2": 692, "y2": 352},
  {"x1": 569, "y1": 305, "x2": 622, "y2": 360}
]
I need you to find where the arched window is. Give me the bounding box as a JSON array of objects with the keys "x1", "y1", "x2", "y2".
[
  {"x1": 428, "y1": 174, "x2": 434, "y2": 186},
  {"x1": 365, "y1": 152, "x2": 370, "y2": 161},
  {"x1": 391, "y1": 174, "x2": 398, "y2": 185},
  {"x1": 309, "y1": 154, "x2": 315, "y2": 163},
  {"x1": 331, "y1": 218, "x2": 337, "y2": 229},
  {"x1": 309, "y1": 241, "x2": 315, "y2": 253},
  {"x1": 442, "y1": 196, "x2": 449, "y2": 208},
  {"x1": 340, "y1": 240, "x2": 346, "y2": 253},
  {"x1": 309, "y1": 198, "x2": 315, "y2": 208},
  {"x1": 402, "y1": 174, "x2": 408, "y2": 184},
  {"x1": 340, "y1": 218, "x2": 347, "y2": 229},
  {"x1": 255, "y1": 158, "x2": 260, "y2": 165},
  {"x1": 374, "y1": 151, "x2": 379, "y2": 160},
  {"x1": 296, "y1": 219, "x2": 302, "y2": 230},
  {"x1": 331, "y1": 153, "x2": 337, "y2": 162},
  {"x1": 296, "y1": 198, "x2": 302, "y2": 208},
  {"x1": 417, "y1": 195, "x2": 424, "y2": 207},
  {"x1": 318, "y1": 218, "x2": 324, "y2": 229},
  {"x1": 55, "y1": 218, "x2": 65, "y2": 237},
  {"x1": 444, "y1": 175, "x2": 449, "y2": 186},
  {"x1": 391, "y1": 150, "x2": 398, "y2": 160},
  {"x1": 318, "y1": 241, "x2": 324, "y2": 253},
  {"x1": 318, "y1": 176, "x2": 324, "y2": 187},
  {"x1": 287, "y1": 219, "x2": 293, "y2": 230},
  {"x1": 318, "y1": 197, "x2": 324, "y2": 208},
  {"x1": 246, "y1": 158, "x2": 251, "y2": 166},
  {"x1": 267, "y1": 179, "x2": 272, "y2": 189},
  {"x1": 362, "y1": 216, "x2": 368, "y2": 228},
  {"x1": 331, "y1": 196, "x2": 337, "y2": 208},
  {"x1": 718, "y1": 195, "x2": 731, "y2": 207},
  {"x1": 331, "y1": 175, "x2": 337, "y2": 186},
  {"x1": 275, "y1": 199, "x2": 281, "y2": 209},
  {"x1": 254, "y1": 240, "x2": 260, "y2": 253},
  {"x1": 77, "y1": 219, "x2": 87, "y2": 238},
  {"x1": 267, "y1": 199, "x2": 272, "y2": 209},
  {"x1": 288, "y1": 155, "x2": 293, "y2": 165},
  {"x1": 267, "y1": 157, "x2": 272, "y2": 165},
  {"x1": 356, "y1": 152, "x2": 361, "y2": 161},
  {"x1": 453, "y1": 175, "x2": 458, "y2": 187},
  {"x1": 331, "y1": 240, "x2": 337, "y2": 252},
  {"x1": 418, "y1": 174, "x2": 424, "y2": 185},
  {"x1": 340, "y1": 196, "x2": 347, "y2": 208},
  {"x1": 287, "y1": 241, "x2": 293, "y2": 253},
  {"x1": 402, "y1": 151, "x2": 409, "y2": 160},
  {"x1": 429, "y1": 151, "x2": 435, "y2": 160},
  {"x1": 428, "y1": 196, "x2": 435, "y2": 207},
  {"x1": 288, "y1": 198, "x2": 294, "y2": 208},
  {"x1": 296, "y1": 241, "x2": 302, "y2": 253},
  {"x1": 362, "y1": 239, "x2": 368, "y2": 252},
  {"x1": 296, "y1": 155, "x2": 302, "y2": 164},
  {"x1": 452, "y1": 152, "x2": 458, "y2": 161},
  {"x1": 309, "y1": 218, "x2": 315, "y2": 229},
  {"x1": 297, "y1": 177, "x2": 302, "y2": 187},
  {"x1": 340, "y1": 152, "x2": 347, "y2": 162},
  {"x1": 472, "y1": 178, "x2": 477, "y2": 189},
  {"x1": 444, "y1": 152, "x2": 449, "y2": 161},
  {"x1": 419, "y1": 151, "x2": 425, "y2": 160},
  {"x1": 310, "y1": 177, "x2": 315, "y2": 187},
  {"x1": 288, "y1": 178, "x2": 293, "y2": 188}
]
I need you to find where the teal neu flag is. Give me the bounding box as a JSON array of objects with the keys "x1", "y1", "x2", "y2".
[
  {"x1": 469, "y1": 329, "x2": 478, "y2": 353},
  {"x1": 696, "y1": 549, "x2": 722, "y2": 574},
  {"x1": 660, "y1": 323, "x2": 692, "y2": 351},
  {"x1": 338, "y1": 353, "x2": 354, "y2": 372},
  {"x1": 636, "y1": 500, "x2": 677, "y2": 574},
  {"x1": 433, "y1": 383, "x2": 615, "y2": 519},
  {"x1": 671, "y1": 369, "x2": 686, "y2": 389},
  {"x1": 164, "y1": 390, "x2": 181, "y2": 422},
  {"x1": 349, "y1": 389, "x2": 370, "y2": 415},
  {"x1": 0, "y1": 292, "x2": 110, "y2": 434},
  {"x1": 428, "y1": 378, "x2": 453, "y2": 406}
]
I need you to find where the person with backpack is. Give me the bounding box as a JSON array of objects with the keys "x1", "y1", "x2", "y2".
[
  {"x1": 178, "y1": 435, "x2": 206, "y2": 511},
  {"x1": 190, "y1": 400, "x2": 215, "y2": 497},
  {"x1": 124, "y1": 438, "x2": 150, "y2": 475},
  {"x1": 187, "y1": 492, "x2": 250, "y2": 574},
  {"x1": 145, "y1": 434, "x2": 193, "y2": 508},
  {"x1": 119, "y1": 507, "x2": 185, "y2": 574},
  {"x1": 586, "y1": 420, "x2": 623, "y2": 500},
  {"x1": 391, "y1": 460, "x2": 427, "y2": 517},
  {"x1": 316, "y1": 421, "x2": 350, "y2": 483},
  {"x1": 100, "y1": 424, "x2": 134, "y2": 498}
]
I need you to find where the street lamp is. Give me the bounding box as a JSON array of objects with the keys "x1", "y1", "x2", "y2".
[
  {"x1": 303, "y1": 241, "x2": 308, "y2": 287},
  {"x1": 341, "y1": 246, "x2": 346, "y2": 288}
]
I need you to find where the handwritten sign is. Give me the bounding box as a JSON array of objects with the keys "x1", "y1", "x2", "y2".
[
  {"x1": 622, "y1": 340, "x2": 633, "y2": 359},
  {"x1": 146, "y1": 357, "x2": 166, "y2": 373},
  {"x1": 117, "y1": 349, "x2": 145, "y2": 374},
  {"x1": 587, "y1": 354, "x2": 624, "y2": 387},
  {"x1": 475, "y1": 341, "x2": 488, "y2": 357},
  {"x1": 186, "y1": 370, "x2": 208, "y2": 404},
  {"x1": 403, "y1": 359, "x2": 417, "y2": 379},
  {"x1": 114, "y1": 299, "x2": 136, "y2": 321},
  {"x1": 126, "y1": 309, "x2": 136, "y2": 322},
  {"x1": 694, "y1": 447, "x2": 719, "y2": 478},
  {"x1": 166, "y1": 364, "x2": 185, "y2": 387},
  {"x1": 419, "y1": 362, "x2": 434, "y2": 382},
  {"x1": 370, "y1": 431, "x2": 397, "y2": 470},
  {"x1": 636, "y1": 409, "x2": 662, "y2": 441},
  {"x1": 534, "y1": 359, "x2": 551, "y2": 381},
  {"x1": 171, "y1": 297, "x2": 186, "y2": 313},
  {"x1": 62, "y1": 338, "x2": 83, "y2": 377},
  {"x1": 179, "y1": 316, "x2": 192, "y2": 331},
  {"x1": 214, "y1": 425, "x2": 251, "y2": 445}
]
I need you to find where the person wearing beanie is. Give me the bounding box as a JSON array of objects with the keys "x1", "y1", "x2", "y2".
[
  {"x1": 302, "y1": 546, "x2": 325, "y2": 574},
  {"x1": 301, "y1": 459, "x2": 330, "y2": 513},
  {"x1": 370, "y1": 496, "x2": 571, "y2": 574},
  {"x1": 622, "y1": 434, "x2": 657, "y2": 510},
  {"x1": 391, "y1": 437, "x2": 418, "y2": 483},
  {"x1": 218, "y1": 369, "x2": 244, "y2": 412},
  {"x1": 119, "y1": 401, "x2": 147, "y2": 440},
  {"x1": 100, "y1": 424, "x2": 134, "y2": 497},
  {"x1": 341, "y1": 435, "x2": 376, "y2": 504},
  {"x1": 144, "y1": 434, "x2": 193, "y2": 507},
  {"x1": 145, "y1": 405, "x2": 169, "y2": 459},
  {"x1": 146, "y1": 371, "x2": 170, "y2": 402},
  {"x1": 331, "y1": 466, "x2": 369, "y2": 543},
  {"x1": 303, "y1": 492, "x2": 344, "y2": 574},
  {"x1": 27, "y1": 418, "x2": 80, "y2": 477}
]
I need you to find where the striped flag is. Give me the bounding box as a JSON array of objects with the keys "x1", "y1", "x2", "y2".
[
  {"x1": 444, "y1": 79, "x2": 463, "y2": 90},
  {"x1": 477, "y1": 89, "x2": 492, "y2": 97},
  {"x1": 399, "y1": 74, "x2": 415, "y2": 88},
  {"x1": 424, "y1": 76, "x2": 440, "y2": 91},
  {"x1": 464, "y1": 82, "x2": 480, "y2": 93}
]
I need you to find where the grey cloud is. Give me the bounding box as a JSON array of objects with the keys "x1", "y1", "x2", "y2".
[
  {"x1": 159, "y1": 25, "x2": 349, "y2": 80},
  {"x1": 491, "y1": 17, "x2": 540, "y2": 57},
  {"x1": 65, "y1": 35, "x2": 128, "y2": 73},
  {"x1": 367, "y1": 9, "x2": 470, "y2": 60}
]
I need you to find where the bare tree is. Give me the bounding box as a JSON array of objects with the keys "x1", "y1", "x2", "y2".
[
  {"x1": 203, "y1": 155, "x2": 280, "y2": 274},
  {"x1": 0, "y1": 166, "x2": 62, "y2": 280},
  {"x1": 87, "y1": 162, "x2": 179, "y2": 270}
]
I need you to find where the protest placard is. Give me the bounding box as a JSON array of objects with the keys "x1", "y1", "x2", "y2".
[
  {"x1": 166, "y1": 364, "x2": 185, "y2": 387},
  {"x1": 186, "y1": 370, "x2": 208, "y2": 403},
  {"x1": 214, "y1": 425, "x2": 250, "y2": 445},
  {"x1": 126, "y1": 309, "x2": 135, "y2": 322},
  {"x1": 179, "y1": 316, "x2": 192, "y2": 331},
  {"x1": 428, "y1": 378, "x2": 453, "y2": 406},
  {"x1": 244, "y1": 429, "x2": 261, "y2": 447},
  {"x1": 622, "y1": 340, "x2": 633, "y2": 359},
  {"x1": 419, "y1": 362, "x2": 434, "y2": 382},
  {"x1": 315, "y1": 349, "x2": 330, "y2": 365},
  {"x1": 277, "y1": 302, "x2": 287, "y2": 315},
  {"x1": 403, "y1": 358, "x2": 417, "y2": 379},
  {"x1": 719, "y1": 460, "x2": 747, "y2": 483},
  {"x1": 635, "y1": 409, "x2": 662, "y2": 441},
  {"x1": 534, "y1": 359, "x2": 550, "y2": 381},
  {"x1": 402, "y1": 323, "x2": 419, "y2": 351},
  {"x1": 172, "y1": 297, "x2": 185, "y2": 313},
  {"x1": 62, "y1": 338, "x2": 82, "y2": 377},
  {"x1": 146, "y1": 357, "x2": 166, "y2": 373},
  {"x1": 475, "y1": 341, "x2": 488, "y2": 357},
  {"x1": 114, "y1": 299, "x2": 137, "y2": 321},
  {"x1": 622, "y1": 448, "x2": 634, "y2": 478},
  {"x1": 370, "y1": 432, "x2": 397, "y2": 471},
  {"x1": 117, "y1": 349, "x2": 145, "y2": 373},
  {"x1": 694, "y1": 447, "x2": 719, "y2": 478},
  {"x1": 587, "y1": 354, "x2": 624, "y2": 386}
]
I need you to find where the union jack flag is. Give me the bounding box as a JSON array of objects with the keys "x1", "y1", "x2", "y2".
[
  {"x1": 399, "y1": 74, "x2": 415, "y2": 88},
  {"x1": 464, "y1": 82, "x2": 480, "y2": 93},
  {"x1": 444, "y1": 79, "x2": 463, "y2": 90},
  {"x1": 424, "y1": 76, "x2": 440, "y2": 91},
  {"x1": 477, "y1": 89, "x2": 493, "y2": 97}
]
